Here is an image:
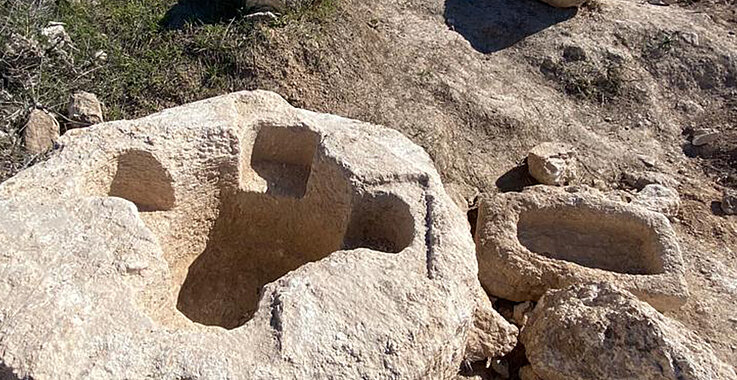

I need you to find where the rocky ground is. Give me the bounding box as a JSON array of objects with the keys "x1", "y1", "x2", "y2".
[
  {"x1": 247, "y1": 0, "x2": 737, "y2": 371},
  {"x1": 1, "y1": 0, "x2": 736, "y2": 378}
]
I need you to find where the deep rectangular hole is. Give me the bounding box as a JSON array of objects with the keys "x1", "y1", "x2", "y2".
[{"x1": 249, "y1": 126, "x2": 319, "y2": 198}]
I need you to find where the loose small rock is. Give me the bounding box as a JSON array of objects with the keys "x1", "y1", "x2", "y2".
[
  {"x1": 41, "y1": 22, "x2": 72, "y2": 48},
  {"x1": 527, "y1": 142, "x2": 577, "y2": 186},
  {"x1": 722, "y1": 189, "x2": 737, "y2": 215},
  {"x1": 67, "y1": 91, "x2": 104, "y2": 125},
  {"x1": 692, "y1": 128, "x2": 720, "y2": 147},
  {"x1": 23, "y1": 109, "x2": 59, "y2": 154}
]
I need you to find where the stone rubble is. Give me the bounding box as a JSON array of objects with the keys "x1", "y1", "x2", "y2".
[{"x1": 2, "y1": 89, "x2": 734, "y2": 379}]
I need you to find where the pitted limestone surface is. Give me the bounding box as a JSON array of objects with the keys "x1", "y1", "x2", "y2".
[
  {"x1": 0, "y1": 91, "x2": 483, "y2": 379},
  {"x1": 475, "y1": 185, "x2": 688, "y2": 312}
]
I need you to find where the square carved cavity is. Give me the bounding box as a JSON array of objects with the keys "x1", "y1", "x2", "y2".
[{"x1": 244, "y1": 126, "x2": 319, "y2": 198}]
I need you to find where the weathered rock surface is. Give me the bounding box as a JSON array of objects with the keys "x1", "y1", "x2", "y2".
[
  {"x1": 632, "y1": 184, "x2": 681, "y2": 217},
  {"x1": 464, "y1": 287, "x2": 519, "y2": 362},
  {"x1": 691, "y1": 128, "x2": 720, "y2": 147},
  {"x1": 519, "y1": 365, "x2": 543, "y2": 380},
  {"x1": 0, "y1": 91, "x2": 486, "y2": 379},
  {"x1": 67, "y1": 91, "x2": 103, "y2": 125},
  {"x1": 527, "y1": 142, "x2": 577, "y2": 186},
  {"x1": 22, "y1": 109, "x2": 59, "y2": 154},
  {"x1": 521, "y1": 283, "x2": 737, "y2": 380},
  {"x1": 475, "y1": 185, "x2": 688, "y2": 311},
  {"x1": 722, "y1": 189, "x2": 737, "y2": 215},
  {"x1": 622, "y1": 170, "x2": 679, "y2": 190}
]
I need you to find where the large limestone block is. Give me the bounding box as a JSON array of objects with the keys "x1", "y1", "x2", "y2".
[
  {"x1": 521, "y1": 283, "x2": 737, "y2": 380},
  {"x1": 475, "y1": 185, "x2": 688, "y2": 311},
  {"x1": 0, "y1": 91, "x2": 484, "y2": 379}
]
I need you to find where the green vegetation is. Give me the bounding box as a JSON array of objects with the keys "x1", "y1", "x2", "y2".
[
  {"x1": 539, "y1": 56, "x2": 626, "y2": 105},
  {"x1": 1, "y1": 0, "x2": 339, "y2": 121},
  {"x1": 0, "y1": 0, "x2": 338, "y2": 181}
]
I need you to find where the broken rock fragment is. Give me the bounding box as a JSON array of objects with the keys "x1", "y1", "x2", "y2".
[
  {"x1": 527, "y1": 142, "x2": 577, "y2": 186},
  {"x1": 464, "y1": 287, "x2": 519, "y2": 363},
  {"x1": 691, "y1": 128, "x2": 720, "y2": 147},
  {"x1": 632, "y1": 184, "x2": 680, "y2": 217},
  {"x1": 521, "y1": 282, "x2": 737, "y2": 380},
  {"x1": 67, "y1": 91, "x2": 104, "y2": 125},
  {"x1": 512, "y1": 301, "x2": 534, "y2": 327},
  {"x1": 23, "y1": 109, "x2": 59, "y2": 154}
]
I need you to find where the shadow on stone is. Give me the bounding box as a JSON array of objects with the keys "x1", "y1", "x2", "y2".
[
  {"x1": 176, "y1": 190, "x2": 414, "y2": 329},
  {"x1": 495, "y1": 163, "x2": 538, "y2": 193},
  {"x1": 711, "y1": 201, "x2": 726, "y2": 216},
  {"x1": 444, "y1": 0, "x2": 577, "y2": 53},
  {"x1": 0, "y1": 362, "x2": 32, "y2": 380}
]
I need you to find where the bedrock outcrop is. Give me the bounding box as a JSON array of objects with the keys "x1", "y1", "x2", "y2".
[{"x1": 0, "y1": 91, "x2": 493, "y2": 379}]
